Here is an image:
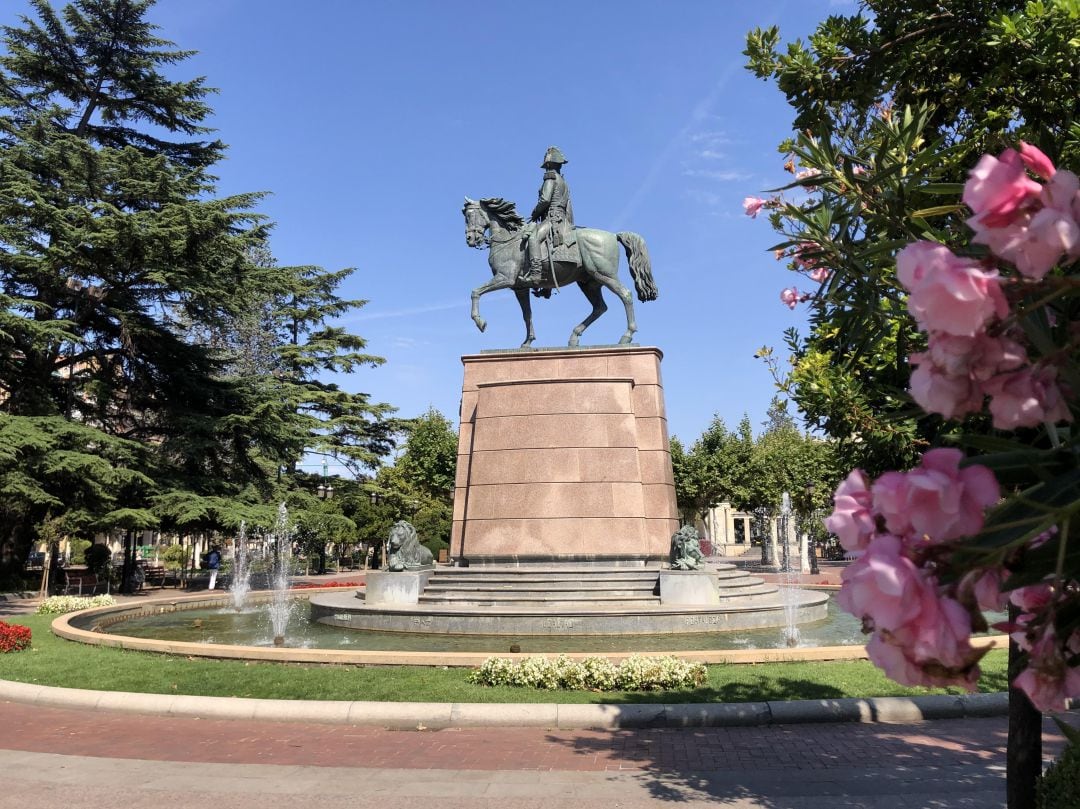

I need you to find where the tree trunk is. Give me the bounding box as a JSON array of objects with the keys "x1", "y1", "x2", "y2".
[
  {"x1": 1007, "y1": 604, "x2": 1042, "y2": 809},
  {"x1": 120, "y1": 530, "x2": 134, "y2": 593}
]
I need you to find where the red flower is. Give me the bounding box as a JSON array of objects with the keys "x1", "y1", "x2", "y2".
[{"x1": 0, "y1": 621, "x2": 31, "y2": 653}]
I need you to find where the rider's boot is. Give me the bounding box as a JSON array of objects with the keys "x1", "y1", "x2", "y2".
[{"x1": 521, "y1": 255, "x2": 544, "y2": 286}]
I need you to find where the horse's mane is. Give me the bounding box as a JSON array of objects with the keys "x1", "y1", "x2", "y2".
[{"x1": 480, "y1": 197, "x2": 525, "y2": 231}]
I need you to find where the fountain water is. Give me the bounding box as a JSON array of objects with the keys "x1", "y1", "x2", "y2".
[
  {"x1": 229, "y1": 521, "x2": 252, "y2": 612},
  {"x1": 266, "y1": 503, "x2": 294, "y2": 646},
  {"x1": 778, "y1": 492, "x2": 802, "y2": 647}
]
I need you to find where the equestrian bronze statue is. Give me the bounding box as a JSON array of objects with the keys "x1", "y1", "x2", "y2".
[{"x1": 462, "y1": 148, "x2": 658, "y2": 348}]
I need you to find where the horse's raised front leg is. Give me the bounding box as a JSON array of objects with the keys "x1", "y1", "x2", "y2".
[
  {"x1": 568, "y1": 280, "x2": 607, "y2": 347},
  {"x1": 470, "y1": 276, "x2": 515, "y2": 333},
  {"x1": 593, "y1": 273, "x2": 637, "y2": 345},
  {"x1": 514, "y1": 287, "x2": 536, "y2": 348}
]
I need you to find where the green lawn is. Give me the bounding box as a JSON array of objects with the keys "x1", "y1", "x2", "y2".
[{"x1": 0, "y1": 614, "x2": 1008, "y2": 704}]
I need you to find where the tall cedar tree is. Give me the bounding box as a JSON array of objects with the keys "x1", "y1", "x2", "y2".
[{"x1": 0, "y1": 0, "x2": 393, "y2": 571}]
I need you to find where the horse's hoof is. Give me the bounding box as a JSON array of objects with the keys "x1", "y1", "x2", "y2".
[
  {"x1": 475, "y1": 320, "x2": 487, "y2": 333},
  {"x1": 619, "y1": 335, "x2": 633, "y2": 345},
  {"x1": 568, "y1": 337, "x2": 580, "y2": 348}
]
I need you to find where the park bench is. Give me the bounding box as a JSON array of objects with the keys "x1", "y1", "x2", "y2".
[
  {"x1": 142, "y1": 563, "x2": 167, "y2": 588},
  {"x1": 60, "y1": 572, "x2": 110, "y2": 596}
]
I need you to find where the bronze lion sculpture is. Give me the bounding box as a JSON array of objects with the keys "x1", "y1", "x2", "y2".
[
  {"x1": 386, "y1": 520, "x2": 434, "y2": 572},
  {"x1": 670, "y1": 524, "x2": 705, "y2": 571}
]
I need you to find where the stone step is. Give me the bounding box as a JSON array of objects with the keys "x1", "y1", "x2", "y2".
[
  {"x1": 422, "y1": 587, "x2": 657, "y2": 600},
  {"x1": 421, "y1": 587, "x2": 656, "y2": 600},
  {"x1": 436, "y1": 565, "x2": 659, "y2": 574},
  {"x1": 434, "y1": 568, "x2": 659, "y2": 578},
  {"x1": 428, "y1": 579, "x2": 658, "y2": 589},
  {"x1": 715, "y1": 577, "x2": 767, "y2": 589},
  {"x1": 425, "y1": 582, "x2": 657, "y2": 594},
  {"x1": 431, "y1": 572, "x2": 658, "y2": 583},
  {"x1": 419, "y1": 592, "x2": 661, "y2": 606},
  {"x1": 714, "y1": 585, "x2": 778, "y2": 599}
]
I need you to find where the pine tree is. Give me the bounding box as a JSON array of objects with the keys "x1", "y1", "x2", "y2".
[{"x1": 0, "y1": 1, "x2": 394, "y2": 575}]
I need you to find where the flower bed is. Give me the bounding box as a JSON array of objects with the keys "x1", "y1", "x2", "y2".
[
  {"x1": 36, "y1": 594, "x2": 116, "y2": 615},
  {"x1": 0, "y1": 620, "x2": 31, "y2": 652},
  {"x1": 468, "y1": 655, "x2": 707, "y2": 692},
  {"x1": 289, "y1": 580, "x2": 362, "y2": 590}
]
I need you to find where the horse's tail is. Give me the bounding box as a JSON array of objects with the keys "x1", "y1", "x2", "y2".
[{"x1": 617, "y1": 232, "x2": 658, "y2": 302}]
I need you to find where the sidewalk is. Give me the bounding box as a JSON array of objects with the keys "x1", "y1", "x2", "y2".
[{"x1": 0, "y1": 699, "x2": 1067, "y2": 808}]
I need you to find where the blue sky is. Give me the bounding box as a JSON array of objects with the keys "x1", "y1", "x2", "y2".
[{"x1": 6, "y1": 0, "x2": 859, "y2": 473}]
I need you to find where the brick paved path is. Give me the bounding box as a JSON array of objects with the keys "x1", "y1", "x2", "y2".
[{"x1": 1, "y1": 700, "x2": 1068, "y2": 807}]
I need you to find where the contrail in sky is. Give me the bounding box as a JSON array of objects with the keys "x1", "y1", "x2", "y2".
[
  {"x1": 613, "y1": 4, "x2": 787, "y2": 230},
  {"x1": 341, "y1": 300, "x2": 461, "y2": 323}
]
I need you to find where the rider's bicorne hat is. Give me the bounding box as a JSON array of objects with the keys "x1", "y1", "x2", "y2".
[{"x1": 541, "y1": 146, "x2": 568, "y2": 167}]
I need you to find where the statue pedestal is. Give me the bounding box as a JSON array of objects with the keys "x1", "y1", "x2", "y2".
[
  {"x1": 450, "y1": 346, "x2": 679, "y2": 564},
  {"x1": 658, "y1": 569, "x2": 721, "y2": 605},
  {"x1": 363, "y1": 570, "x2": 434, "y2": 605}
]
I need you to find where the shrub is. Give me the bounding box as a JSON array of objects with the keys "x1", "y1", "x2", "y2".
[
  {"x1": 0, "y1": 621, "x2": 31, "y2": 653},
  {"x1": 84, "y1": 543, "x2": 112, "y2": 576},
  {"x1": 467, "y1": 654, "x2": 707, "y2": 691},
  {"x1": 36, "y1": 594, "x2": 116, "y2": 615},
  {"x1": 68, "y1": 538, "x2": 91, "y2": 566},
  {"x1": 1039, "y1": 739, "x2": 1080, "y2": 809},
  {"x1": 160, "y1": 544, "x2": 188, "y2": 571}
]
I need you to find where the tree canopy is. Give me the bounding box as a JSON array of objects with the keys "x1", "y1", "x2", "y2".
[
  {"x1": 744, "y1": 0, "x2": 1080, "y2": 474},
  {"x1": 671, "y1": 398, "x2": 840, "y2": 521},
  {"x1": 0, "y1": 0, "x2": 395, "y2": 575}
]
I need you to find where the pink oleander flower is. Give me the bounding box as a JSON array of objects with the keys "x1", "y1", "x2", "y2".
[
  {"x1": 743, "y1": 196, "x2": 767, "y2": 218},
  {"x1": 909, "y1": 361, "x2": 983, "y2": 420},
  {"x1": 928, "y1": 333, "x2": 1027, "y2": 381},
  {"x1": 963, "y1": 148, "x2": 1042, "y2": 228},
  {"x1": 975, "y1": 209, "x2": 1080, "y2": 281},
  {"x1": 1009, "y1": 583, "x2": 1054, "y2": 613},
  {"x1": 961, "y1": 567, "x2": 1009, "y2": 613},
  {"x1": 983, "y1": 366, "x2": 1073, "y2": 429},
  {"x1": 836, "y1": 534, "x2": 928, "y2": 631},
  {"x1": 969, "y1": 166, "x2": 1080, "y2": 279},
  {"x1": 780, "y1": 287, "x2": 801, "y2": 309},
  {"x1": 1018, "y1": 141, "x2": 1056, "y2": 181},
  {"x1": 1030, "y1": 525, "x2": 1059, "y2": 549},
  {"x1": 892, "y1": 591, "x2": 977, "y2": 670},
  {"x1": 866, "y1": 610, "x2": 980, "y2": 691},
  {"x1": 808, "y1": 266, "x2": 830, "y2": 283},
  {"x1": 908, "y1": 333, "x2": 1027, "y2": 420},
  {"x1": 871, "y1": 448, "x2": 1000, "y2": 544},
  {"x1": 866, "y1": 633, "x2": 935, "y2": 688},
  {"x1": 896, "y1": 241, "x2": 1008, "y2": 337},
  {"x1": 774, "y1": 249, "x2": 786, "y2": 260},
  {"x1": 796, "y1": 167, "x2": 821, "y2": 181},
  {"x1": 825, "y1": 470, "x2": 876, "y2": 554},
  {"x1": 791, "y1": 242, "x2": 821, "y2": 269},
  {"x1": 1013, "y1": 627, "x2": 1080, "y2": 712}
]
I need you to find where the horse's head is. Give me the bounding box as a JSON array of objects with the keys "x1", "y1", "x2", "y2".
[{"x1": 462, "y1": 197, "x2": 489, "y2": 249}]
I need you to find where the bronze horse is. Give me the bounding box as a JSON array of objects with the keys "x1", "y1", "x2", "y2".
[{"x1": 463, "y1": 197, "x2": 657, "y2": 347}]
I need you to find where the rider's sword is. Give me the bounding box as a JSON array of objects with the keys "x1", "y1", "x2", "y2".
[{"x1": 547, "y1": 231, "x2": 560, "y2": 295}]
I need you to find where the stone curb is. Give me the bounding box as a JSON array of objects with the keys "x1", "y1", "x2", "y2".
[{"x1": 0, "y1": 678, "x2": 1009, "y2": 730}]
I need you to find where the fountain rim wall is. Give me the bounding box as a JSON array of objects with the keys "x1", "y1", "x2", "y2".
[{"x1": 51, "y1": 587, "x2": 1010, "y2": 667}]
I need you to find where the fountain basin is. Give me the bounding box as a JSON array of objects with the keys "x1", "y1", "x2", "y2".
[
  {"x1": 52, "y1": 590, "x2": 1010, "y2": 665},
  {"x1": 309, "y1": 588, "x2": 829, "y2": 635}
]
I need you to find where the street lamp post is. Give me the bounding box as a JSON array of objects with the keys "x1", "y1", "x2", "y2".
[
  {"x1": 317, "y1": 459, "x2": 334, "y2": 500},
  {"x1": 805, "y1": 480, "x2": 820, "y2": 575}
]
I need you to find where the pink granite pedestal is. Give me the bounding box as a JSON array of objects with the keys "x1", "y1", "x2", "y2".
[{"x1": 450, "y1": 346, "x2": 679, "y2": 565}]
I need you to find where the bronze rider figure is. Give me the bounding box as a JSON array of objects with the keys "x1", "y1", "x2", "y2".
[{"x1": 521, "y1": 146, "x2": 575, "y2": 285}]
